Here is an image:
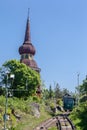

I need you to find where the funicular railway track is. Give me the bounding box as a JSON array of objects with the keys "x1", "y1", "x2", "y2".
[
  {"x1": 33, "y1": 117, "x2": 57, "y2": 130},
  {"x1": 34, "y1": 114, "x2": 75, "y2": 130},
  {"x1": 57, "y1": 114, "x2": 75, "y2": 130}
]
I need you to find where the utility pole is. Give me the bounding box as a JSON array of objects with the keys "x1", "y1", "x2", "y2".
[
  {"x1": 77, "y1": 73, "x2": 80, "y2": 105},
  {"x1": 77, "y1": 73, "x2": 80, "y2": 88}
]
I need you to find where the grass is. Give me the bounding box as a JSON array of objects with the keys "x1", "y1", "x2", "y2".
[
  {"x1": 0, "y1": 96, "x2": 52, "y2": 130},
  {"x1": 48, "y1": 126, "x2": 57, "y2": 130},
  {"x1": 14, "y1": 107, "x2": 52, "y2": 130}
]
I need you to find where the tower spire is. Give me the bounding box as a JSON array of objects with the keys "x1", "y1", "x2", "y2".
[
  {"x1": 28, "y1": 8, "x2": 30, "y2": 20},
  {"x1": 19, "y1": 10, "x2": 41, "y2": 73},
  {"x1": 24, "y1": 8, "x2": 31, "y2": 44}
]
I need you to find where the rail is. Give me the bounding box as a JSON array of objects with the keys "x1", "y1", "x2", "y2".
[
  {"x1": 33, "y1": 117, "x2": 57, "y2": 130},
  {"x1": 34, "y1": 114, "x2": 75, "y2": 130},
  {"x1": 56, "y1": 114, "x2": 76, "y2": 130}
]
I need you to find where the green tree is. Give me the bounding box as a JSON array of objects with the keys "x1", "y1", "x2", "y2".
[
  {"x1": 49, "y1": 85, "x2": 54, "y2": 99},
  {"x1": 42, "y1": 88, "x2": 49, "y2": 99},
  {"x1": 0, "y1": 60, "x2": 41, "y2": 97},
  {"x1": 76, "y1": 75, "x2": 87, "y2": 96},
  {"x1": 62, "y1": 88, "x2": 70, "y2": 96},
  {"x1": 54, "y1": 83, "x2": 62, "y2": 98}
]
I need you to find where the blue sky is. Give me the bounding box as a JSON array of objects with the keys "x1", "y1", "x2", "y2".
[{"x1": 0, "y1": 0, "x2": 87, "y2": 92}]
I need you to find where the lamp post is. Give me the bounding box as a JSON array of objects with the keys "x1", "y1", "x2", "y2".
[{"x1": 3, "y1": 73, "x2": 15, "y2": 130}]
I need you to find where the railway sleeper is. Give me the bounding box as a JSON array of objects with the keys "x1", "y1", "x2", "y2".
[
  {"x1": 35, "y1": 117, "x2": 57, "y2": 130},
  {"x1": 40, "y1": 118, "x2": 57, "y2": 129},
  {"x1": 57, "y1": 115, "x2": 75, "y2": 130}
]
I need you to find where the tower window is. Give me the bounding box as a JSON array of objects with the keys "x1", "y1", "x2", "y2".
[
  {"x1": 25, "y1": 54, "x2": 28, "y2": 59},
  {"x1": 21, "y1": 55, "x2": 24, "y2": 59},
  {"x1": 29, "y1": 54, "x2": 33, "y2": 60}
]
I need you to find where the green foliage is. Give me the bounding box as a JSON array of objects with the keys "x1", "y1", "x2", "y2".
[
  {"x1": 72, "y1": 75, "x2": 87, "y2": 129},
  {"x1": 42, "y1": 82, "x2": 71, "y2": 102},
  {"x1": 0, "y1": 60, "x2": 41, "y2": 97},
  {"x1": 0, "y1": 95, "x2": 52, "y2": 130},
  {"x1": 50, "y1": 102, "x2": 55, "y2": 110},
  {"x1": 9, "y1": 127, "x2": 16, "y2": 130},
  {"x1": 56, "y1": 98, "x2": 63, "y2": 106},
  {"x1": 80, "y1": 95, "x2": 87, "y2": 102},
  {"x1": 62, "y1": 88, "x2": 70, "y2": 96},
  {"x1": 0, "y1": 87, "x2": 5, "y2": 96},
  {"x1": 32, "y1": 96, "x2": 40, "y2": 103},
  {"x1": 48, "y1": 126, "x2": 57, "y2": 130},
  {"x1": 49, "y1": 85, "x2": 54, "y2": 98},
  {"x1": 54, "y1": 83, "x2": 62, "y2": 98},
  {"x1": 70, "y1": 101, "x2": 87, "y2": 130},
  {"x1": 42, "y1": 89, "x2": 49, "y2": 99},
  {"x1": 42, "y1": 86, "x2": 54, "y2": 100},
  {"x1": 76, "y1": 76, "x2": 87, "y2": 96}
]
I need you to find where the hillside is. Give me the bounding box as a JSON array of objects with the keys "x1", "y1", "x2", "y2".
[
  {"x1": 1, "y1": 93, "x2": 87, "y2": 130},
  {"x1": 0, "y1": 96, "x2": 52, "y2": 130}
]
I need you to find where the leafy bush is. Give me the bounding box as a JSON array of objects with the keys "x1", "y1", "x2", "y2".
[
  {"x1": 9, "y1": 127, "x2": 16, "y2": 130},
  {"x1": 0, "y1": 95, "x2": 5, "y2": 106},
  {"x1": 56, "y1": 98, "x2": 63, "y2": 106},
  {"x1": 70, "y1": 101, "x2": 87, "y2": 130},
  {"x1": 80, "y1": 95, "x2": 87, "y2": 102},
  {"x1": 33, "y1": 96, "x2": 40, "y2": 103}
]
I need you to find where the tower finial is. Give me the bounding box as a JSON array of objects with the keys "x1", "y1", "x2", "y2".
[{"x1": 28, "y1": 8, "x2": 30, "y2": 20}]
